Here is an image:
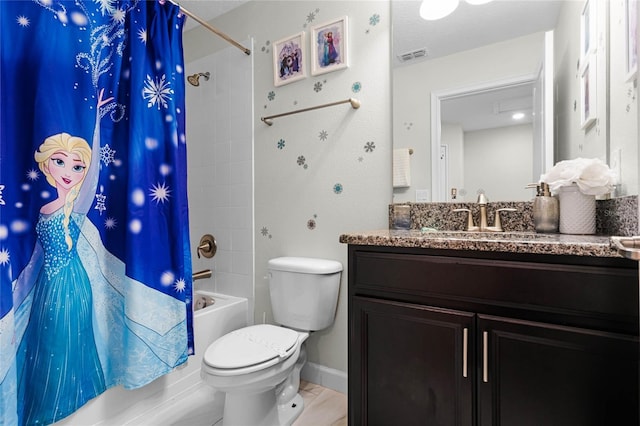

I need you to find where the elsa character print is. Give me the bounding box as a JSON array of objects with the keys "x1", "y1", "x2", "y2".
[
  {"x1": 17, "y1": 132, "x2": 106, "y2": 425},
  {"x1": 322, "y1": 31, "x2": 338, "y2": 66}
]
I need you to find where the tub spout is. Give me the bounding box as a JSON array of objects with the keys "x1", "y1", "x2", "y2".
[{"x1": 193, "y1": 269, "x2": 212, "y2": 281}]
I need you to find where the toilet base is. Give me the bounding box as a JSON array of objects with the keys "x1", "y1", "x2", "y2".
[
  {"x1": 218, "y1": 392, "x2": 304, "y2": 426},
  {"x1": 278, "y1": 393, "x2": 304, "y2": 426}
]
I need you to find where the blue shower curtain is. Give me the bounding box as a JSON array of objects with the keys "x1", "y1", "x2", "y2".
[{"x1": 0, "y1": 1, "x2": 193, "y2": 424}]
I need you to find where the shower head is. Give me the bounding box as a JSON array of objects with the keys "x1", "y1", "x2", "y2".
[{"x1": 187, "y1": 72, "x2": 210, "y2": 87}]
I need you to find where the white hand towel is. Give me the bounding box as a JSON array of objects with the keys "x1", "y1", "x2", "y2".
[{"x1": 393, "y1": 148, "x2": 411, "y2": 188}]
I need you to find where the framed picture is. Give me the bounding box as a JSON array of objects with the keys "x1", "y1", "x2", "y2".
[
  {"x1": 579, "y1": 0, "x2": 595, "y2": 69},
  {"x1": 273, "y1": 32, "x2": 306, "y2": 87},
  {"x1": 625, "y1": 0, "x2": 638, "y2": 81},
  {"x1": 580, "y1": 55, "x2": 596, "y2": 129},
  {"x1": 310, "y1": 16, "x2": 349, "y2": 76}
]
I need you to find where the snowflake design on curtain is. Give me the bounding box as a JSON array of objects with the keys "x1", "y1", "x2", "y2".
[
  {"x1": 150, "y1": 182, "x2": 172, "y2": 204},
  {"x1": 95, "y1": 0, "x2": 118, "y2": 16},
  {"x1": 0, "y1": 185, "x2": 4, "y2": 205},
  {"x1": 143, "y1": 74, "x2": 173, "y2": 110},
  {"x1": 0, "y1": 248, "x2": 9, "y2": 266},
  {"x1": 100, "y1": 144, "x2": 116, "y2": 166},
  {"x1": 94, "y1": 192, "x2": 107, "y2": 215}
]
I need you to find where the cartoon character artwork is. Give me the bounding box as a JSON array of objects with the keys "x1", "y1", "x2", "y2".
[
  {"x1": 17, "y1": 133, "x2": 106, "y2": 425},
  {"x1": 322, "y1": 31, "x2": 339, "y2": 66},
  {"x1": 279, "y1": 41, "x2": 302, "y2": 79}
]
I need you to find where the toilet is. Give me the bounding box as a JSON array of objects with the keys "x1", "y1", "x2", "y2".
[{"x1": 200, "y1": 257, "x2": 343, "y2": 426}]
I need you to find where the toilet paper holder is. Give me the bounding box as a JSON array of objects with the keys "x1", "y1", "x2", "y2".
[{"x1": 197, "y1": 234, "x2": 217, "y2": 258}]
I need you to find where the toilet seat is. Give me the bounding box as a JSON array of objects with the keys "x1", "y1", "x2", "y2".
[{"x1": 203, "y1": 324, "x2": 300, "y2": 376}]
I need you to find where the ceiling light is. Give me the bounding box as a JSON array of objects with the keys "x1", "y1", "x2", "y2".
[
  {"x1": 512, "y1": 112, "x2": 525, "y2": 120},
  {"x1": 465, "y1": 0, "x2": 494, "y2": 5},
  {"x1": 420, "y1": 0, "x2": 459, "y2": 21}
]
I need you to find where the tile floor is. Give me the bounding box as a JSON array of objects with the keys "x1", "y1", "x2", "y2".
[
  {"x1": 124, "y1": 379, "x2": 346, "y2": 425},
  {"x1": 293, "y1": 381, "x2": 347, "y2": 426}
]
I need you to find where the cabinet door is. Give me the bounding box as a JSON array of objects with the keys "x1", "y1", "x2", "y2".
[
  {"x1": 350, "y1": 296, "x2": 474, "y2": 426},
  {"x1": 477, "y1": 314, "x2": 639, "y2": 426}
]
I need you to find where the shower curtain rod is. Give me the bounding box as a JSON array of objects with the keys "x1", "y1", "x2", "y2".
[
  {"x1": 173, "y1": 2, "x2": 251, "y2": 56},
  {"x1": 261, "y1": 98, "x2": 361, "y2": 126}
]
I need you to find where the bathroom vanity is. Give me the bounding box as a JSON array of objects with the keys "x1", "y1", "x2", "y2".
[{"x1": 341, "y1": 230, "x2": 639, "y2": 426}]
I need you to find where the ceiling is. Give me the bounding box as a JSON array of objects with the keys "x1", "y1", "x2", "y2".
[
  {"x1": 392, "y1": 0, "x2": 562, "y2": 66},
  {"x1": 174, "y1": 0, "x2": 248, "y2": 31}
]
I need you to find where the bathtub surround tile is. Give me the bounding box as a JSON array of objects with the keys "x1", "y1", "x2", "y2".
[{"x1": 186, "y1": 40, "x2": 255, "y2": 322}]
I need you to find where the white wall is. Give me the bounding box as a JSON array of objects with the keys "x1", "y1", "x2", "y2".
[
  {"x1": 393, "y1": 32, "x2": 544, "y2": 203},
  {"x1": 185, "y1": 42, "x2": 255, "y2": 322},
  {"x1": 609, "y1": 0, "x2": 638, "y2": 196},
  {"x1": 553, "y1": 0, "x2": 608, "y2": 163},
  {"x1": 463, "y1": 124, "x2": 533, "y2": 201},
  {"x1": 184, "y1": 1, "x2": 392, "y2": 380},
  {"x1": 441, "y1": 123, "x2": 464, "y2": 201}
]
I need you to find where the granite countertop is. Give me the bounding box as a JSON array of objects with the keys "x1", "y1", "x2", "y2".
[{"x1": 339, "y1": 229, "x2": 623, "y2": 258}]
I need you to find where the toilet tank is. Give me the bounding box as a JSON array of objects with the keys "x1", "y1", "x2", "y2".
[{"x1": 268, "y1": 257, "x2": 342, "y2": 331}]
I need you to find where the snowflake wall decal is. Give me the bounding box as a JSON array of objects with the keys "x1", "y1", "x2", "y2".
[
  {"x1": 318, "y1": 130, "x2": 328, "y2": 141},
  {"x1": 277, "y1": 139, "x2": 286, "y2": 149},
  {"x1": 364, "y1": 141, "x2": 376, "y2": 152},
  {"x1": 306, "y1": 11, "x2": 317, "y2": 24},
  {"x1": 333, "y1": 183, "x2": 343, "y2": 194},
  {"x1": 370, "y1": 14, "x2": 381, "y2": 26},
  {"x1": 260, "y1": 226, "x2": 272, "y2": 239},
  {"x1": 143, "y1": 74, "x2": 173, "y2": 110}
]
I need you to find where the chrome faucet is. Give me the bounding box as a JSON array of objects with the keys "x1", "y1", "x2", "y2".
[{"x1": 453, "y1": 193, "x2": 516, "y2": 232}]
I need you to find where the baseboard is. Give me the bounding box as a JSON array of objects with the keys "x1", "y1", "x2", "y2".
[{"x1": 301, "y1": 362, "x2": 347, "y2": 395}]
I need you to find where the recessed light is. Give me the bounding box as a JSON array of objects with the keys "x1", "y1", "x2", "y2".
[
  {"x1": 420, "y1": 0, "x2": 459, "y2": 21},
  {"x1": 512, "y1": 112, "x2": 525, "y2": 120}
]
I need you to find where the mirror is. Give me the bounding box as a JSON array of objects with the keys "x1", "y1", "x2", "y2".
[{"x1": 392, "y1": 0, "x2": 638, "y2": 202}]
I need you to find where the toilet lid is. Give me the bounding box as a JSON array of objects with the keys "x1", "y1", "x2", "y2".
[{"x1": 203, "y1": 324, "x2": 299, "y2": 369}]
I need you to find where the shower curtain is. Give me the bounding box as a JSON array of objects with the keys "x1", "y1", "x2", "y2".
[{"x1": 0, "y1": 1, "x2": 193, "y2": 424}]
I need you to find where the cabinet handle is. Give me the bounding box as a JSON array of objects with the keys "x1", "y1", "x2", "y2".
[
  {"x1": 462, "y1": 327, "x2": 468, "y2": 378},
  {"x1": 482, "y1": 331, "x2": 489, "y2": 383}
]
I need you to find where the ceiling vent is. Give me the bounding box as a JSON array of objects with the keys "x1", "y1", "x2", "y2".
[{"x1": 398, "y1": 48, "x2": 428, "y2": 62}]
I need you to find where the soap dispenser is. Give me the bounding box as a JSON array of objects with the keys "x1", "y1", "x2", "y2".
[{"x1": 529, "y1": 182, "x2": 559, "y2": 233}]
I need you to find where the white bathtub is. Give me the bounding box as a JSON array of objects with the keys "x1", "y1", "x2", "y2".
[{"x1": 55, "y1": 292, "x2": 248, "y2": 426}]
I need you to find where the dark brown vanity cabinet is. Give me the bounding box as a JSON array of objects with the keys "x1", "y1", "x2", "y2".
[{"x1": 348, "y1": 245, "x2": 639, "y2": 426}]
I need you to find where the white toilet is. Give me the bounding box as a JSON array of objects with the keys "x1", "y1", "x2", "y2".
[{"x1": 200, "y1": 257, "x2": 343, "y2": 426}]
